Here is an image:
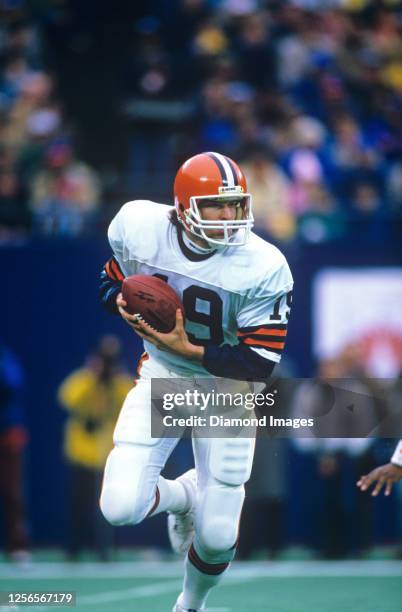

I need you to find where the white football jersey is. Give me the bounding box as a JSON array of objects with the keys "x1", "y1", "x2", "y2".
[{"x1": 108, "y1": 200, "x2": 293, "y2": 376}]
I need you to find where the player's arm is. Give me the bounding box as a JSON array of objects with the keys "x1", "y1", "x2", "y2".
[
  {"x1": 201, "y1": 342, "x2": 277, "y2": 380},
  {"x1": 128, "y1": 309, "x2": 276, "y2": 379},
  {"x1": 99, "y1": 256, "x2": 125, "y2": 314},
  {"x1": 202, "y1": 281, "x2": 292, "y2": 381},
  {"x1": 357, "y1": 440, "x2": 402, "y2": 496},
  {"x1": 209, "y1": 274, "x2": 293, "y2": 380},
  {"x1": 130, "y1": 282, "x2": 292, "y2": 381},
  {"x1": 101, "y1": 202, "x2": 137, "y2": 314},
  {"x1": 130, "y1": 257, "x2": 292, "y2": 380}
]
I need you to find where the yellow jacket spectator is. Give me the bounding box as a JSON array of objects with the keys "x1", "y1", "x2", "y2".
[
  {"x1": 58, "y1": 335, "x2": 133, "y2": 560},
  {"x1": 59, "y1": 364, "x2": 132, "y2": 470}
]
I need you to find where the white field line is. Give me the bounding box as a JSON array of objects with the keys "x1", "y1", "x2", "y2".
[
  {"x1": 77, "y1": 574, "x2": 261, "y2": 608},
  {"x1": 78, "y1": 579, "x2": 182, "y2": 605},
  {"x1": 1, "y1": 560, "x2": 401, "y2": 580},
  {"x1": 50, "y1": 574, "x2": 252, "y2": 610},
  {"x1": 5, "y1": 578, "x2": 233, "y2": 611},
  {"x1": 1, "y1": 581, "x2": 183, "y2": 611}
]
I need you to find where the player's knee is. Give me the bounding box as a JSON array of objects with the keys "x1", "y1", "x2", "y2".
[
  {"x1": 198, "y1": 516, "x2": 238, "y2": 553},
  {"x1": 197, "y1": 484, "x2": 244, "y2": 554},
  {"x1": 100, "y1": 487, "x2": 149, "y2": 526},
  {"x1": 99, "y1": 445, "x2": 153, "y2": 526}
]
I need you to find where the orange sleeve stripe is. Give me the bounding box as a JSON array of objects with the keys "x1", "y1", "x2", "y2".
[
  {"x1": 105, "y1": 261, "x2": 115, "y2": 279},
  {"x1": 242, "y1": 338, "x2": 285, "y2": 349},
  {"x1": 110, "y1": 259, "x2": 124, "y2": 281},
  {"x1": 237, "y1": 329, "x2": 287, "y2": 337}
]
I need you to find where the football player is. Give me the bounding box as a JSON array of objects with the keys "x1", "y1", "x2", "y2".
[
  {"x1": 99, "y1": 152, "x2": 293, "y2": 611},
  {"x1": 357, "y1": 440, "x2": 402, "y2": 496}
]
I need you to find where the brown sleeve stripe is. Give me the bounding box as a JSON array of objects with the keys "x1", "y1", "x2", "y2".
[
  {"x1": 110, "y1": 257, "x2": 124, "y2": 281},
  {"x1": 104, "y1": 257, "x2": 124, "y2": 281},
  {"x1": 238, "y1": 323, "x2": 287, "y2": 333},
  {"x1": 145, "y1": 486, "x2": 160, "y2": 518},
  {"x1": 237, "y1": 328, "x2": 287, "y2": 338},
  {"x1": 188, "y1": 544, "x2": 229, "y2": 576},
  {"x1": 105, "y1": 260, "x2": 116, "y2": 280}
]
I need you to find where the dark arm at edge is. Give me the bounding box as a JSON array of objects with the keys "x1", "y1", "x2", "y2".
[
  {"x1": 99, "y1": 268, "x2": 122, "y2": 314},
  {"x1": 202, "y1": 343, "x2": 276, "y2": 381}
]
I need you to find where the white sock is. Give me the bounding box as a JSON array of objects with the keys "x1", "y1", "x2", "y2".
[
  {"x1": 180, "y1": 544, "x2": 232, "y2": 610},
  {"x1": 181, "y1": 559, "x2": 224, "y2": 610},
  {"x1": 148, "y1": 476, "x2": 189, "y2": 516}
]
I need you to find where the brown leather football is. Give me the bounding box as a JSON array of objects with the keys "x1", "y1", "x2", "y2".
[{"x1": 122, "y1": 274, "x2": 184, "y2": 333}]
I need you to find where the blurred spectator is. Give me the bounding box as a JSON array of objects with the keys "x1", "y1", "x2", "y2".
[
  {"x1": 193, "y1": 17, "x2": 229, "y2": 58},
  {"x1": 0, "y1": 19, "x2": 99, "y2": 239},
  {"x1": 232, "y1": 11, "x2": 277, "y2": 90},
  {"x1": 289, "y1": 148, "x2": 329, "y2": 214},
  {"x1": 120, "y1": 16, "x2": 195, "y2": 196},
  {"x1": 287, "y1": 148, "x2": 345, "y2": 242},
  {"x1": 290, "y1": 354, "x2": 380, "y2": 557},
  {"x1": 0, "y1": 342, "x2": 30, "y2": 563},
  {"x1": 387, "y1": 159, "x2": 402, "y2": 214},
  {"x1": 4, "y1": 22, "x2": 42, "y2": 68},
  {"x1": 276, "y1": 28, "x2": 311, "y2": 89},
  {"x1": 239, "y1": 361, "x2": 296, "y2": 560},
  {"x1": 327, "y1": 113, "x2": 383, "y2": 200},
  {"x1": 241, "y1": 144, "x2": 296, "y2": 241},
  {"x1": 195, "y1": 72, "x2": 241, "y2": 156},
  {"x1": 290, "y1": 114, "x2": 327, "y2": 152},
  {"x1": 29, "y1": 140, "x2": 101, "y2": 236},
  {"x1": 239, "y1": 438, "x2": 288, "y2": 559},
  {"x1": 0, "y1": 158, "x2": 29, "y2": 238},
  {"x1": 347, "y1": 181, "x2": 389, "y2": 242},
  {"x1": 58, "y1": 336, "x2": 132, "y2": 560},
  {"x1": 3, "y1": 72, "x2": 55, "y2": 155},
  {"x1": 0, "y1": 4, "x2": 401, "y2": 243}
]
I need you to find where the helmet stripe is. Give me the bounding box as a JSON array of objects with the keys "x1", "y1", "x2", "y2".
[
  {"x1": 224, "y1": 155, "x2": 239, "y2": 186},
  {"x1": 206, "y1": 152, "x2": 238, "y2": 187}
]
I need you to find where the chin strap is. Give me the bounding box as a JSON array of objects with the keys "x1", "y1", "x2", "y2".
[{"x1": 182, "y1": 229, "x2": 216, "y2": 254}]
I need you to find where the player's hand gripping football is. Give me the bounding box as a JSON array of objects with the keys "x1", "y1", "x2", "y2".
[
  {"x1": 116, "y1": 293, "x2": 204, "y2": 361},
  {"x1": 357, "y1": 462, "x2": 402, "y2": 496}
]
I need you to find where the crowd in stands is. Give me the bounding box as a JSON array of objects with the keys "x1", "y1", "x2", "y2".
[
  {"x1": 0, "y1": 15, "x2": 100, "y2": 238},
  {"x1": 0, "y1": 1, "x2": 401, "y2": 244}
]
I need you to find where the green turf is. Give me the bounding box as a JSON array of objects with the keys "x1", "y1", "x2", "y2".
[
  {"x1": 212, "y1": 577, "x2": 402, "y2": 612},
  {"x1": 0, "y1": 565, "x2": 401, "y2": 612}
]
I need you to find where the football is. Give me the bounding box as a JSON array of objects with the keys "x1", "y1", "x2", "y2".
[{"x1": 121, "y1": 274, "x2": 184, "y2": 333}]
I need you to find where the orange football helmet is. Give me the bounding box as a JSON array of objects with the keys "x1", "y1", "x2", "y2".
[{"x1": 173, "y1": 151, "x2": 253, "y2": 247}]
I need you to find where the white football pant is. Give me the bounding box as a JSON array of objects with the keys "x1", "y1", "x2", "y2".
[{"x1": 100, "y1": 355, "x2": 255, "y2": 561}]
